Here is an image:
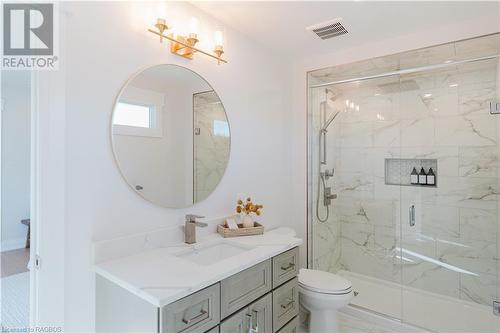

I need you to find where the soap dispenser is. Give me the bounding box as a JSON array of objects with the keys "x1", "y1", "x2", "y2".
[
  {"x1": 427, "y1": 168, "x2": 435, "y2": 186},
  {"x1": 411, "y1": 167, "x2": 419, "y2": 185},
  {"x1": 418, "y1": 167, "x2": 427, "y2": 185}
]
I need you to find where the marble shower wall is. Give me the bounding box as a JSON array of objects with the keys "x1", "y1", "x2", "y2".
[
  {"x1": 310, "y1": 34, "x2": 500, "y2": 308},
  {"x1": 309, "y1": 87, "x2": 343, "y2": 271},
  {"x1": 193, "y1": 91, "x2": 230, "y2": 203}
]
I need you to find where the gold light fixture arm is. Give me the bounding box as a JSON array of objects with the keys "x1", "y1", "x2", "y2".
[{"x1": 148, "y1": 28, "x2": 227, "y2": 64}]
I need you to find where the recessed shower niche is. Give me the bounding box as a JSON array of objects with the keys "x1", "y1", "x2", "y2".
[{"x1": 384, "y1": 158, "x2": 437, "y2": 187}]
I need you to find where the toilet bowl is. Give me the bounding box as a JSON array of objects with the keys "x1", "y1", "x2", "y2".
[{"x1": 298, "y1": 269, "x2": 353, "y2": 333}]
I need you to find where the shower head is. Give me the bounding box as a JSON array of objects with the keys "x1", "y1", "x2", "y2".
[
  {"x1": 325, "y1": 88, "x2": 339, "y2": 101},
  {"x1": 325, "y1": 88, "x2": 340, "y2": 108}
]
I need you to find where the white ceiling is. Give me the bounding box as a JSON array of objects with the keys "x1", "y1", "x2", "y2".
[{"x1": 193, "y1": 1, "x2": 500, "y2": 59}]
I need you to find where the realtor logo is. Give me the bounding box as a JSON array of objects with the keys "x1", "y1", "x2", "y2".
[{"x1": 2, "y1": 3, "x2": 58, "y2": 69}]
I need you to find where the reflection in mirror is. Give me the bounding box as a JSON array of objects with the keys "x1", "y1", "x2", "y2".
[{"x1": 111, "y1": 65, "x2": 230, "y2": 208}]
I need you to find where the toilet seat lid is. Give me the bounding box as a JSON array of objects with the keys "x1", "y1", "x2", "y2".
[{"x1": 298, "y1": 269, "x2": 352, "y2": 294}]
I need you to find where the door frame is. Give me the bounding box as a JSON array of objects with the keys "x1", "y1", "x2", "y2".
[{"x1": 30, "y1": 69, "x2": 66, "y2": 329}]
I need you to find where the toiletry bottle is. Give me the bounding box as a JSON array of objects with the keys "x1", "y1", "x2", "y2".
[
  {"x1": 411, "y1": 167, "x2": 419, "y2": 185},
  {"x1": 418, "y1": 167, "x2": 427, "y2": 185},
  {"x1": 427, "y1": 168, "x2": 435, "y2": 186}
]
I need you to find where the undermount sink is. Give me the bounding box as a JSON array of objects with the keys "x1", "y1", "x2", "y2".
[{"x1": 175, "y1": 241, "x2": 254, "y2": 266}]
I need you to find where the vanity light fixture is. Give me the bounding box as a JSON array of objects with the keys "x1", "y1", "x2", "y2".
[
  {"x1": 213, "y1": 30, "x2": 224, "y2": 64},
  {"x1": 148, "y1": 17, "x2": 227, "y2": 64}
]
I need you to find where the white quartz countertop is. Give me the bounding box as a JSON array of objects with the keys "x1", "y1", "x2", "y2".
[{"x1": 93, "y1": 227, "x2": 302, "y2": 307}]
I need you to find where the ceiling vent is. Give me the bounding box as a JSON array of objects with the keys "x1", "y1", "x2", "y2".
[{"x1": 306, "y1": 18, "x2": 348, "y2": 40}]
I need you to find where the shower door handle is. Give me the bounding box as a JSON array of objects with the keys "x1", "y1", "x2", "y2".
[{"x1": 409, "y1": 205, "x2": 416, "y2": 227}]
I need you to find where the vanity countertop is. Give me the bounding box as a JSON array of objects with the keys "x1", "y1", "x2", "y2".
[{"x1": 93, "y1": 227, "x2": 302, "y2": 307}]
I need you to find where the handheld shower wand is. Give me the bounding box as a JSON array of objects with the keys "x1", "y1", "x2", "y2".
[{"x1": 316, "y1": 89, "x2": 341, "y2": 223}]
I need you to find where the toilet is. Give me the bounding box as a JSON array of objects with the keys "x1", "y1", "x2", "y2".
[{"x1": 298, "y1": 269, "x2": 353, "y2": 333}]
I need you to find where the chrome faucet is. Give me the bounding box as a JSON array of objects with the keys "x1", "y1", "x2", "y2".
[{"x1": 184, "y1": 214, "x2": 207, "y2": 244}]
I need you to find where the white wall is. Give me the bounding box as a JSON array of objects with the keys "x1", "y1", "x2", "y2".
[
  {"x1": 288, "y1": 13, "x2": 500, "y2": 267},
  {"x1": 1, "y1": 76, "x2": 31, "y2": 251},
  {"x1": 54, "y1": 1, "x2": 292, "y2": 331}
]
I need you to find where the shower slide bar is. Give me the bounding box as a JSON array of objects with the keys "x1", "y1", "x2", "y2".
[{"x1": 309, "y1": 53, "x2": 500, "y2": 88}]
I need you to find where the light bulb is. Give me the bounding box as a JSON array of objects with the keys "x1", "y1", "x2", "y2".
[
  {"x1": 189, "y1": 17, "x2": 199, "y2": 35},
  {"x1": 355, "y1": 105, "x2": 360, "y2": 111},
  {"x1": 345, "y1": 100, "x2": 350, "y2": 106},
  {"x1": 214, "y1": 30, "x2": 224, "y2": 46},
  {"x1": 350, "y1": 102, "x2": 354, "y2": 109}
]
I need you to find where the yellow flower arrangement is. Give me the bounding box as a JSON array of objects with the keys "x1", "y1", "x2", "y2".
[{"x1": 236, "y1": 197, "x2": 263, "y2": 216}]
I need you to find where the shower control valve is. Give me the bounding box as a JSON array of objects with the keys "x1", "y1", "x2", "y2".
[
  {"x1": 321, "y1": 168, "x2": 334, "y2": 180},
  {"x1": 324, "y1": 187, "x2": 337, "y2": 206}
]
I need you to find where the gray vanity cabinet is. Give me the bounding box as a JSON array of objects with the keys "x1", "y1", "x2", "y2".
[
  {"x1": 96, "y1": 247, "x2": 299, "y2": 333},
  {"x1": 220, "y1": 293, "x2": 272, "y2": 333}
]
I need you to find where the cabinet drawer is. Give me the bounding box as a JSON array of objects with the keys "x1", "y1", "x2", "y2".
[
  {"x1": 272, "y1": 247, "x2": 299, "y2": 288},
  {"x1": 272, "y1": 277, "x2": 299, "y2": 332},
  {"x1": 276, "y1": 317, "x2": 299, "y2": 333},
  {"x1": 221, "y1": 259, "x2": 272, "y2": 318},
  {"x1": 205, "y1": 326, "x2": 219, "y2": 333},
  {"x1": 220, "y1": 294, "x2": 272, "y2": 333},
  {"x1": 162, "y1": 283, "x2": 220, "y2": 333}
]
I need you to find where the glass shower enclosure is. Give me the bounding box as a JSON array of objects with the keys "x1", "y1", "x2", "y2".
[{"x1": 307, "y1": 33, "x2": 500, "y2": 332}]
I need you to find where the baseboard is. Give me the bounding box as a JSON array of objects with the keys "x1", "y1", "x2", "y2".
[{"x1": 1, "y1": 238, "x2": 26, "y2": 252}]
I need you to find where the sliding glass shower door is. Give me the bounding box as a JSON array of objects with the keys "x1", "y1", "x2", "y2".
[
  {"x1": 398, "y1": 42, "x2": 500, "y2": 332},
  {"x1": 308, "y1": 73, "x2": 405, "y2": 320},
  {"x1": 308, "y1": 33, "x2": 500, "y2": 332}
]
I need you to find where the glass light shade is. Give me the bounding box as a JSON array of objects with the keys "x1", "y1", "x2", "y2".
[
  {"x1": 214, "y1": 30, "x2": 224, "y2": 46},
  {"x1": 189, "y1": 17, "x2": 199, "y2": 35}
]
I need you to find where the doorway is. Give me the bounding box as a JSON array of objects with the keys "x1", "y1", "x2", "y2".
[{"x1": 1, "y1": 71, "x2": 32, "y2": 329}]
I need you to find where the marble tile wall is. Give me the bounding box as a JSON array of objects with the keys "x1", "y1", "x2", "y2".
[
  {"x1": 310, "y1": 36, "x2": 500, "y2": 308},
  {"x1": 193, "y1": 91, "x2": 230, "y2": 203}
]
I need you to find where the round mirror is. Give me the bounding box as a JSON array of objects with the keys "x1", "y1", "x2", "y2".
[{"x1": 111, "y1": 64, "x2": 230, "y2": 208}]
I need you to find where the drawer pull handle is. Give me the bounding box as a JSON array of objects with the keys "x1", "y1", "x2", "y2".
[
  {"x1": 182, "y1": 309, "x2": 208, "y2": 325},
  {"x1": 251, "y1": 309, "x2": 259, "y2": 333},
  {"x1": 280, "y1": 262, "x2": 295, "y2": 271},
  {"x1": 280, "y1": 298, "x2": 294, "y2": 311},
  {"x1": 246, "y1": 310, "x2": 259, "y2": 333}
]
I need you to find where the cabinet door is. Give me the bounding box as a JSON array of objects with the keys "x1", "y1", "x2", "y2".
[
  {"x1": 220, "y1": 307, "x2": 250, "y2": 333},
  {"x1": 248, "y1": 293, "x2": 273, "y2": 333},
  {"x1": 220, "y1": 259, "x2": 272, "y2": 318}
]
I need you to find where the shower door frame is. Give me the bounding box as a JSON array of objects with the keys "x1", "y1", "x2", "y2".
[{"x1": 306, "y1": 35, "x2": 500, "y2": 329}]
